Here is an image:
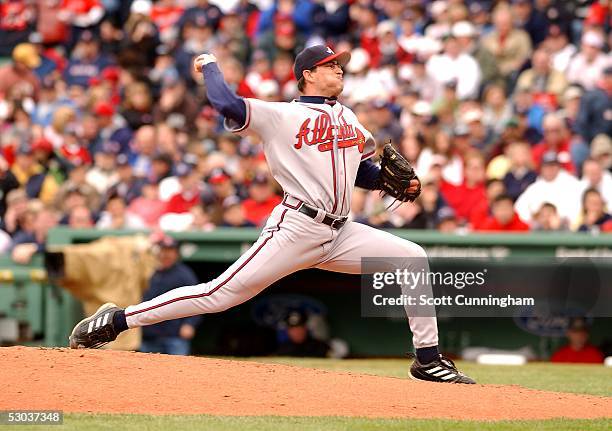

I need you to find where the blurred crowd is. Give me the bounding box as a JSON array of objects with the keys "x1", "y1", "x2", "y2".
[{"x1": 0, "y1": 0, "x2": 611, "y2": 262}]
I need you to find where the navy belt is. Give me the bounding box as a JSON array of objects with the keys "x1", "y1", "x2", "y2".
[{"x1": 298, "y1": 203, "x2": 348, "y2": 229}]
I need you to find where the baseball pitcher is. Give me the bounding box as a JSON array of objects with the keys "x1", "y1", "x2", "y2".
[{"x1": 69, "y1": 45, "x2": 475, "y2": 384}]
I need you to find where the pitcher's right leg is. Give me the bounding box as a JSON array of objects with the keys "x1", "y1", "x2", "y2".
[{"x1": 69, "y1": 207, "x2": 325, "y2": 348}]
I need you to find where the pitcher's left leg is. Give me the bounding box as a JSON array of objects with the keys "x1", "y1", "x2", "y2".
[
  {"x1": 316, "y1": 221, "x2": 475, "y2": 384},
  {"x1": 315, "y1": 221, "x2": 438, "y2": 349}
]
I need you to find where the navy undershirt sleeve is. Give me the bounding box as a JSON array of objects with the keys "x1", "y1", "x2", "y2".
[
  {"x1": 355, "y1": 159, "x2": 380, "y2": 190},
  {"x1": 201, "y1": 62, "x2": 247, "y2": 126}
]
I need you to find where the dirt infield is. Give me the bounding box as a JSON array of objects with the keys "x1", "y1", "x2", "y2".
[{"x1": 1, "y1": 346, "x2": 611, "y2": 420}]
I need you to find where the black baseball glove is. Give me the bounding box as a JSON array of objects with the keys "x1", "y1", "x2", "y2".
[{"x1": 376, "y1": 143, "x2": 421, "y2": 203}]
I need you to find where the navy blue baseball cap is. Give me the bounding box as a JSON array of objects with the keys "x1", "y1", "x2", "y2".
[{"x1": 293, "y1": 45, "x2": 351, "y2": 82}]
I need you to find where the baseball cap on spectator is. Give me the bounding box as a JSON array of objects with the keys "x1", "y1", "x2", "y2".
[
  {"x1": 162, "y1": 69, "x2": 181, "y2": 88},
  {"x1": 12, "y1": 43, "x2": 41, "y2": 69},
  {"x1": 376, "y1": 20, "x2": 396, "y2": 38},
  {"x1": 208, "y1": 168, "x2": 231, "y2": 185},
  {"x1": 285, "y1": 309, "x2": 307, "y2": 327},
  {"x1": 604, "y1": 66, "x2": 612, "y2": 76},
  {"x1": 293, "y1": 45, "x2": 351, "y2": 82},
  {"x1": 581, "y1": 31, "x2": 604, "y2": 48},
  {"x1": 469, "y1": 2, "x2": 486, "y2": 14},
  {"x1": 155, "y1": 235, "x2": 178, "y2": 249},
  {"x1": 99, "y1": 140, "x2": 121, "y2": 155},
  {"x1": 591, "y1": 134, "x2": 612, "y2": 158},
  {"x1": 222, "y1": 195, "x2": 242, "y2": 209},
  {"x1": 437, "y1": 206, "x2": 456, "y2": 223},
  {"x1": 94, "y1": 101, "x2": 114, "y2": 117},
  {"x1": 131, "y1": 0, "x2": 152, "y2": 16},
  {"x1": 101, "y1": 67, "x2": 120, "y2": 83},
  {"x1": 175, "y1": 162, "x2": 193, "y2": 178},
  {"x1": 453, "y1": 123, "x2": 470, "y2": 137},
  {"x1": 275, "y1": 20, "x2": 296, "y2": 38},
  {"x1": 346, "y1": 48, "x2": 370, "y2": 74},
  {"x1": 31, "y1": 138, "x2": 53, "y2": 154},
  {"x1": 452, "y1": 21, "x2": 476, "y2": 38},
  {"x1": 116, "y1": 154, "x2": 130, "y2": 167},
  {"x1": 254, "y1": 80, "x2": 279, "y2": 98},
  {"x1": 28, "y1": 32, "x2": 43, "y2": 45},
  {"x1": 430, "y1": 1, "x2": 448, "y2": 17},
  {"x1": 412, "y1": 100, "x2": 432, "y2": 117},
  {"x1": 79, "y1": 30, "x2": 97, "y2": 44},
  {"x1": 541, "y1": 151, "x2": 560, "y2": 165},
  {"x1": 462, "y1": 110, "x2": 483, "y2": 124},
  {"x1": 250, "y1": 172, "x2": 269, "y2": 186},
  {"x1": 562, "y1": 86, "x2": 582, "y2": 104}
]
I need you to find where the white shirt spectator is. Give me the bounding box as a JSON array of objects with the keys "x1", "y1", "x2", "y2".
[
  {"x1": 551, "y1": 44, "x2": 577, "y2": 73},
  {"x1": 416, "y1": 148, "x2": 463, "y2": 186},
  {"x1": 515, "y1": 170, "x2": 582, "y2": 226},
  {"x1": 578, "y1": 170, "x2": 612, "y2": 210},
  {"x1": 566, "y1": 52, "x2": 612, "y2": 90},
  {"x1": 96, "y1": 212, "x2": 147, "y2": 229},
  {"x1": 426, "y1": 52, "x2": 481, "y2": 100},
  {"x1": 158, "y1": 176, "x2": 181, "y2": 202},
  {"x1": 0, "y1": 229, "x2": 11, "y2": 253},
  {"x1": 86, "y1": 167, "x2": 119, "y2": 195}
]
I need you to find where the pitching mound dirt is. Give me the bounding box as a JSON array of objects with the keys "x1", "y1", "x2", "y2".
[{"x1": 1, "y1": 346, "x2": 610, "y2": 420}]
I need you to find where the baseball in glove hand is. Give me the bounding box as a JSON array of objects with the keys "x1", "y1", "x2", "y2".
[{"x1": 377, "y1": 142, "x2": 422, "y2": 204}]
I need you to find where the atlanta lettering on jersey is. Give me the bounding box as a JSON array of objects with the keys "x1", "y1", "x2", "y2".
[{"x1": 294, "y1": 114, "x2": 366, "y2": 153}]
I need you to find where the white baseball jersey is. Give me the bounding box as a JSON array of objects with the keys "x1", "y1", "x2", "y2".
[
  {"x1": 225, "y1": 98, "x2": 376, "y2": 216},
  {"x1": 124, "y1": 96, "x2": 439, "y2": 353}
]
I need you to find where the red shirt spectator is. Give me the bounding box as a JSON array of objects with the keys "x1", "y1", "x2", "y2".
[
  {"x1": 550, "y1": 345, "x2": 604, "y2": 364},
  {"x1": 532, "y1": 114, "x2": 576, "y2": 174},
  {"x1": 551, "y1": 318, "x2": 604, "y2": 364},
  {"x1": 475, "y1": 195, "x2": 530, "y2": 232},
  {"x1": 440, "y1": 153, "x2": 488, "y2": 223},
  {"x1": 241, "y1": 174, "x2": 281, "y2": 226}
]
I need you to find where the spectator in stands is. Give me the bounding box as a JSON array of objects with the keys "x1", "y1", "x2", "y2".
[
  {"x1": 10, "y1": 144, "x2": 58, "y2": 205},
  {"x1": 475, "y1": 194, "x2": 530, "y2": 232},
  {"x1": 482, "y1": 5, "x2": 532, "y2": 86},
  {"x1": 96, "y1": 193, "x2": 146, "y2": 229},
  {"x1": 0, "y1": 43, "x2": 41, "y2": 102},
  {"x1": 579, "y1": 158, "x2": 612, "y2": 209},
  {"x1": 54, "y1": 163, "x2": 99, "y2": 215},
  {"x1": 575, "y1": 66, "x2": 612, "y2": 145},
  {"x1": 551, "y1": 318, "x2": 604, "y2": 364},
  {"x1": 531, "y1": 113, "x2": 575, "y2": 174},
  {"x1": 0, "y1": 157, "x2": 20, "y2": 220},
  {"x1": 511, "y1": 0, "x2": 549, "y2": 47},
  {"x1": 426, "y1": 32, "x2": 481, "y2": 101},
  {"x1": 516, "y1": 48, "x2": 568, "y2": 105},
  {"x1": 531, "y1": 202, "x2": 568, "y2": 231},
  {"x1": 63, "y1": 30, "x2": 113, "y2": 88},
  {"x1": 140, "y1": 235, "x2": 201, "y2": 355},
  {"x1": 577, "y1": 188, "x2": 611, "y2": 233},
  {"x1": 452, "y1": 21, "x2": 501, "y2": 89},
  {"x1": 11, "y1": 205, "x2": 59, "y2": 264},
  {"x1": 590, "y1": 134, "x2": 612, "y2": 173},
  {"x1": 86, "y1": 141, "x2": 120, "y2": 195},
  {"x1": 68, "y1": 205, "x2": 94, "y2": 229},
  {"x1": 515, "y1": 152, "x2": 582, "y2": 227},
  {"x1": 106, "y1": 155, "x2": 146, "y2": 204},
  {"x1": 440, "y1": 152, "x2": 488, "y2": 226},
  {"x1": 502, "y1": 142, "x2": 537, "y2": 201},
  {"x1": 241, "y1": 173, "x2": 281, "y2": 227},
  {"x1": 566, "y1": 31, "x2": 611, "y2": 91},
  {"x1": 221, "y1": 195, "x2": 255, "y2": 228},
  {"x1": 275, "y1": 308, "x2": 330, "y2": 358},
  {"x1": 128, "y1": 181, "x2": 165, "y2": 228}
]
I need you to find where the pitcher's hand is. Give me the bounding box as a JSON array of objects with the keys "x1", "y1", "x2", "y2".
[{"x1": 193, "y1": 53, "x2": 217, "y2": 73}]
